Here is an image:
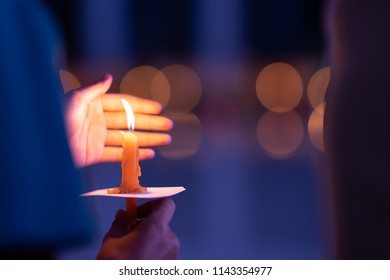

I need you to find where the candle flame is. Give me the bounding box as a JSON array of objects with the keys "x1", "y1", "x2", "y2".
[{"x1": 121, "y1": 98, "x2": 135, "y2": 131}]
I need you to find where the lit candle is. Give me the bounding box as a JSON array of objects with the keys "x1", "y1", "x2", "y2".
[
  {"x1": 108, "y1": 98, "x2": 146, "y2": 227},
  {"x1": 119, "y1": 131, "x2": 141, "y2": 193},
  {"x1": 121, "y1": 131, "x2": 139, "y2": 227}
]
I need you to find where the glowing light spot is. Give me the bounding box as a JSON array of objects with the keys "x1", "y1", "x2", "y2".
[
  {"x1": 59, "y1": 69, "x2": 81, "y2": 93},
  {"x1": 158, "y1": 113, "x2": 202, "y2": 160},
  {"x1": 120, "y1": 66, "x2": 170, "y2": 106},
  {"x1": 257, "y1": 111, "x2": 304, "y2": 159},
  {"x1": 307, "y1": 67, "x2": 330, "y2": 111},
  {"x1": 308, "y1": 103, "x2": 325, "y2": 152},
  {"x1": 256, "y1": 62, "x2": 303, "y2": 113},
  {"x1": 160, "y1": 64, "x2": 202, "y2": 114},
  {"x1": 151, "y1": 71, "x2": 171, "y2": 108}
]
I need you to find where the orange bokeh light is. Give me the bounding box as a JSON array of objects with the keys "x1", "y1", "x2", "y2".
[
  {"x1": 308, "y1": 103, "x2": 325, "y2": 152},
  {"x1": 257, "y1": 111, "x2": 304, "y2": 159},
  {"x1": 151, "y1": 70, "x2": 171, "y2": 108},
  {"x1": 307, "y1": 67, "x2": 330, "y2": 111},
  {"x1": 160, "y1": 64, "x2": 202, "y2": 114},
  {"x1": 59, "y1": 69, "x2": 81, "y2": 93},
  {"x1": 120, "y1": 66, "x2": 170, "y2": 106},
  {"x1": 256, "y1": 62, "x2": 303, "y2": 113}
]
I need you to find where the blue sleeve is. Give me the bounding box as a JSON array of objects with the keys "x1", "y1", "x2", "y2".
[{"x1": 0, "y1": 0, "x2": 92, "y2": 250}]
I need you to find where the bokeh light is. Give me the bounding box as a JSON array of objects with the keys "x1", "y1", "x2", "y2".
[
  {"x1": 150, "y1": 70, "x2": 171, "y2": 108},
  {"x1": 160, "y1": 64, "x2": 202, "y2": 114},
  {"x1": 307, "y1": 67, "x2": 330, "y2": 110},
  {"x1": 308, "y1": 103, "x2": 325, "y2": 152},
  {"x1": 257, "y1": 111, "x2": 304, "y2": 159},
  {"x1": 59, "y1": 69, "x2": 81, "y2": 93},
  {"x1": 256, "y1": 62, "x2": 303, "y2": 112},
  {"x1": 158, "y1": 113, "x2": 202, "y2": 160},
  {"x1": 120, "y1": 66, "x2": 170, "y2": 106}
]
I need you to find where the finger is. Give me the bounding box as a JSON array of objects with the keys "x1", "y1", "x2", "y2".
[
  {"x1": 103, "y1": 209, "x2": 130, "y2": 241},
  {"x1": 137, "y1": 198, "x2": 176, "y2": 224},
  {"x1": 71, "y1": 74, "x2": 112, "y2": 103},
  {"x1": 100, "y1": 147, "x2": 155, "y2": 162},
  {"x1": 105, "y1": 112, "x2": 173, "y2": 131},
  {"x1": 136, "y1": 200, "x2": 161, "y2": 219},
  {"x1": 105, "y1": 130, "x2": 171, "y2": 147},
  {"x1": 101, "y1": 94, "x2": 162, "y2": 114}
]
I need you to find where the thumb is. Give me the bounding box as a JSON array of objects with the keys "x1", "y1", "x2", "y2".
[
  {"x1": 73, "y1": 74, "x2": 112, "y2": 103},
  {"x1": 103, "y1": 209, "x2": 131, "y2": 241}
]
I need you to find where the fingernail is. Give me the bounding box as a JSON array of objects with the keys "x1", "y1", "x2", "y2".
[
  {"x1": 156, "y1": 118, "x2": 173, "y2": 129},
  {"x1": 163, "y1": 134, "x2": 172, "y2": 144},
  {"x1": 100, "y1": 73, "x2": 111, "y2": 82},
  {"x1": 146, "y1": 149, "x2": 155, "y2": 159},
  {"x1": 167, "y1": 119, "x2": 173, "y2": 129}
]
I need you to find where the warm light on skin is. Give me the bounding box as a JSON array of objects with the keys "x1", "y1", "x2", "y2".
[
  {"x1": 256, "y1": 62, "x2": 303, "y2": 113},
  {"x1": 61, "y1": 72, "x2": 172, "y2": 165},
  {"x1": 307, "y1": 67, "x2": 331, "y2": 111},
  {"x1": 308, "y1": 103, "x2": 325, "y2": 152},
  {"x1": 158, "y1": 113, "x2": 203, "y2": 160},
  {"x1": 160, "y1": 64, "x2": 202, "y2": 114},
  {"x1": 257, "y1": 111, "x2": 304, "y2": 159},
  {"x1": 99, "y1": 92, "x2": 173, "y2": 162}
]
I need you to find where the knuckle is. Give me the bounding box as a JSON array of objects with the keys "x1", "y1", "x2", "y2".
[{"x1": 161, "y1": 197, "x2": 176, "y2": 210}]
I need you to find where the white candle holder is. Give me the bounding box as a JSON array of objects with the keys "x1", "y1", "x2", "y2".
[{"x1": 81, "y1": 186, "x2": 185, "y2": 199}]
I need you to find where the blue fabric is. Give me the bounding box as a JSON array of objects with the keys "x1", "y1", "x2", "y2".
[{"x1": 0, "y1": 0, "x2": 91, "y2": 250}]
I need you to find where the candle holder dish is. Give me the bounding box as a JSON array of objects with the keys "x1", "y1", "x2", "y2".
[{"x1": 81, "y1": 186, "x2": 185, "y2": 199}]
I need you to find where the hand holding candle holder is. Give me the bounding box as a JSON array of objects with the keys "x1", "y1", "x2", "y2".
[
  {"x1": 107, "y1": 99, "x2": 147, "y2": 226},
  {"x1": 82, "y1": 99, "x2": 185, "y2": 227},
  {"x1": 97, "y1": 198, "x2": 180, "y2": 259}
]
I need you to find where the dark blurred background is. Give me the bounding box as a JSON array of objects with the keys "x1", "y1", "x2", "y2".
[{"x1": 45, "y1": 0, "x2": 333, "y2": 259}]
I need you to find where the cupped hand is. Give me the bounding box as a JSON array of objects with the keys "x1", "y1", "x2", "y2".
[
  {"x1": 64, "y1": 74, "x2": 173, "y2": 167},
  {"x1": 97, "y1": 198, "x2": 180, "y2": 260}
]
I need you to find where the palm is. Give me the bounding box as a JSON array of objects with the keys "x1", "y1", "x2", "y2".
[
  {"x1": 64, "y1": 75, "x2": 173, "y2": 167},
  {"x1": 66, "y1": 96, "x2": 106, "y2": 167}
]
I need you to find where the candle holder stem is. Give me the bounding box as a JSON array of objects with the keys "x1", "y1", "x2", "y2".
[{"x1": 126, "y1": 197, "x2": 137, "y2": 228}]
